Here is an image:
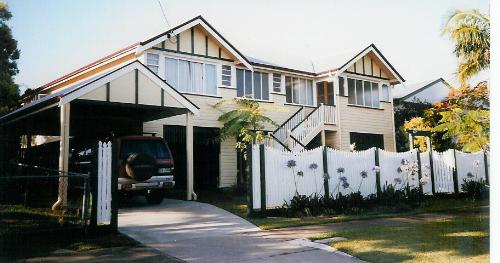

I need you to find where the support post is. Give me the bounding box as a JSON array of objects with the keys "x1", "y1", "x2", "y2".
[
  {"x1": 408, "y1": 133, "x2": 413, "y2": 150},
  {"x1": 375, "y1": 148, "x2": 381, "y2": 196},
  {"x1": 321, "y1": 130, "x2": 326, "y2": 147},
  {"x1": 452, "y1": 149, "x2": 459, "y2": 194},
  {"x1": 322, "y1": 146, "x2": 329, "y2": 199},
  {"x1": 186, "y1": 112, "x2": 195, "y2": 200},
  {"x1": 259, "y1": 144, "x2": 266, "y2": 217},
  {"x1": 52, "y1": 103, "x2": 70, "y2": 210},
  {"x1": 484, "y1": 151, "x2": 489, "y2": 185}
]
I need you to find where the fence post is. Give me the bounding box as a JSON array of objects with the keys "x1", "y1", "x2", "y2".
[
  {"x1": 416, "y1": 150, "x2": 423, "y2": 196},
  {"x1": 110, "y1": 139, "x2": 118, "y2": 231},
  {"x1": 259, "y1": 144, "x2": 266, "y2": 217},
  {"x1": 429, "y1": 149, "x2": 436, "y2": 195},
  {"x1": 246, "y1": 144, "x2": 254, "y2": 217},
  {"x1": 452, "y1": 149, "x2": 459, "y2": 194},
  {"x1": 89, "y1": 142, "x2": 98, "y2": 229},
  {"x1": 484, "y1": 151, "x2": 489, "y2": 185},
  {"x1": 375, "y1": 148, "x2": 381, "y2": 196},
  {"x1": 322, "y1": 146, "x2": 329, "y2": 199}
]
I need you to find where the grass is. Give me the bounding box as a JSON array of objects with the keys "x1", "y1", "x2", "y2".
[
  {"x1": 197, "y1": 190, "x2": 489, "y2": 230},
  {"x1": 309, "y1": 210, "x2": 489, "y2": 263}
]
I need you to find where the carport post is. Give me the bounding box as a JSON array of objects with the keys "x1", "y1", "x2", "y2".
[
  {"x1": 52, "y1": 102, "x2": 70, "y2": 210},
  {"x1": 186, "y1": 112, "x2": 196, "y2": 200}
]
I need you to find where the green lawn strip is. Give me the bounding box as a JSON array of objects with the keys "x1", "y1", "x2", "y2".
[
  {"x1": 197, "y1": 191, "x2": 489, "y2": 230},
  {"x1": 308, "y1": 211, "x2": 489, "y2": 263}
]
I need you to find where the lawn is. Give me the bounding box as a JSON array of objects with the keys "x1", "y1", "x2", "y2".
[
  {"x1": 197, "y1": 190, "x2": 489, "y2": 230},
  {"x1": 309, "y1": 209, "x2": 489, "y2": 263}
]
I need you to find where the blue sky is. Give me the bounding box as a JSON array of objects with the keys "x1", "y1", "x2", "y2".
[{"x1": 6, "y1": 0, "x2": 489, "y2": 92}]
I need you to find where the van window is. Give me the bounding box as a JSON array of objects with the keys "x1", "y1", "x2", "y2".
[{"x1": 120, "y1": 140, "x2": 171, "y2": 159}]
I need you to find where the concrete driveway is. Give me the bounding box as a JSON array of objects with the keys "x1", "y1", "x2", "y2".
[{"x1": 119, "y1": 199, "x2": 363, "y2": 263}]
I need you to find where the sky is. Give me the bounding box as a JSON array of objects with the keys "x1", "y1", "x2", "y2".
[{"x1": 6, "y1": 0, "x2": 490, "y2": 93}]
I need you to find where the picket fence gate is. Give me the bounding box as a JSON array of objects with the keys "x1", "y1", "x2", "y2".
[{"x1": 250, "y1": 144, "x2": 489, "y2": 211}]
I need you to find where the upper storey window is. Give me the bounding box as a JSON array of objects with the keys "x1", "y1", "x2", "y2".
[
  {"x1": 285, "y1": 76, "x2": 313, "y2": 106},
  {"x1": 165, "y1": 57, "x2": 217, "y2": 95},
  {"x1": 221, "y1": 65, "x2": 232, "y2": 86},
  {"x1": 236, "y1": 69, "x2": 270, "y2": 100},
  {"x1": 347, "y1": 78, "x2": 381, "y2": 108},
  {"x1": 146, "y1": 53, "x2": 160, "y2": 74}
]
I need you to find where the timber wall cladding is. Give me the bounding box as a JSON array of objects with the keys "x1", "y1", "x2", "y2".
[{"x1": 251, "y1": 145, "x2": 489, "y2": 210}]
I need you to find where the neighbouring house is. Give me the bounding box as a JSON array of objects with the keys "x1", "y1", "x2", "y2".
[
  {"x1": 11, "y1": 16, "x2": 405, "y2": 191},
  {"x1": 393, "y1": 78, "x2": 451, "y2": 104}
]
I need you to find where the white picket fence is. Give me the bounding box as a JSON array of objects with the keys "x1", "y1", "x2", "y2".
[
  {"x1": 97, "y1": 141, "x2": 112, "y2": 225},
  {"x1": 251, "y1": 144, "x2": 489, "y2": 210},
  {"x1": 327, "y1": 148, "x2": 376, "y2": 197}
]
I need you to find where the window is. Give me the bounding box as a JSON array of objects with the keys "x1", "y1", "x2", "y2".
[
  {"x1": 285, "y1": 76, "x2": 314, "y2": 106},
  {"x1": 273, "y1": 74, "x2": 282, "y2": 92},
  {"x1": 339, "y1": 77, "x2": 346, "y2": 96},
  {"x1": 165, "y1": 57, "x2": 217, "y2": 95},
  {"x1": 350, "y1": 132, "x2": 384, "y2": 150},
  {"x1": 221, "y1": 65, "x2": 231, "y2": 86},
  {"x1": 236, "y1": 69, "x2": 269, "y2": 100},
  {"x1": 146, "y1": 53, "x2": 160, "y2": 74},
  {"x1": 381, "y1": 84, "x2": 390, "y2": 101},
  {"x1": 347, "y1": 77, "x2": 382, "y2": 107}
]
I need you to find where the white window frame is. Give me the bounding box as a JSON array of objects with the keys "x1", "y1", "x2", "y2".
[
  {"x1": 345, "y1": 74, "x2": 387, "y2": 109},
  {"x1": 221, "y1": 64, "x2": 232, "y2": 87},
  {"x1": 272, "y1": 73, "x2": 282, "y2": 93},
  {"x1": 236, "y1": 68, "x2": 271, "y2": 101},
  {"x1": 285, "y1": 76, "x2": 314, "y2": 106},
  {"x1": 164, "y1": 55, "x2": 218, "y2": 96},
  {"x1": 146, "y1": 53, "x2": 160, "y2": 74}
]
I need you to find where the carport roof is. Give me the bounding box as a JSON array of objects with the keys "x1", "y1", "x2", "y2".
[{"x1": 0, "y1": 60, "x2": 200, "y2": 125}]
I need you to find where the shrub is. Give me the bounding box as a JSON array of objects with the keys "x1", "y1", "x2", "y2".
[{"x1": 461, "y1": 179, "x2": 489, "y2": 200}]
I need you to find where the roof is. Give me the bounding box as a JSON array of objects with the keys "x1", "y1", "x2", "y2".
[
  {"x1": 2, "y1": 60, "x2": 200, "y2": 125},
  {"x1": 393, "y1": 78, "x2": 450, "y2": 100}
]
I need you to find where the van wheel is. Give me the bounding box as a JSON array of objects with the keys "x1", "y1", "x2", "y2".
[{"x1": 145, "y1": 191, "x2": 164, "y2": 205}]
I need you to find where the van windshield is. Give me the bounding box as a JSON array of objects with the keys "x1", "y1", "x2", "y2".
[{"x1": 120, "y1": 140, "x2": 171, "y2": 159}]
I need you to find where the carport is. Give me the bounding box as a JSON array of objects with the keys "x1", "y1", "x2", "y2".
[{"x1": 0, "y1": 60, "x2": 200, "y2": 209}]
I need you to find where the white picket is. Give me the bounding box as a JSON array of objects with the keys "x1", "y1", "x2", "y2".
[
  {"x1": 97, "y1": 141, "x2": 112, "y2": 225},
  {"x1": 252, "y1": 144, "x2": 261, "y2": 209},
  {"x1": 455, "y1": 150, "x2": 486, "y2": 191},
  {"x1": 432, "y1": 150, "x2": 455, "y2": 193},
  {"x1": 379, "y1": 149, "x2": 419, "y2": 190},
  {"x1": 327, "y1": 148, "x2": 376, "y2": 198},
  {"x1": 419, "y1": 151, "x2": 433, "y2": 194}
]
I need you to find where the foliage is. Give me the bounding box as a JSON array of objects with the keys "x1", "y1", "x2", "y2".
[
  {"x1": 461, "y1": 179, "x2": 489, "y2": 200},
  {"x1": 405, "y1": 82, "x2": 489, "y2": 152},
  {"x1": 0, "y1": 3, "x2": 20, "y2": 115},
  {"x1": 394, "y1": 100, "x2": 433, "y2": 151},
  {"x1": 214, "y1": 99, "x2": 277, "y2": 158},
  {"x1": 443, "y1": 9, "x2": 490, "y2": 85}
]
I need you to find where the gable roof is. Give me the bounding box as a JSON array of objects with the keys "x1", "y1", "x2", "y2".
[
  {"x1": 393, "y1": 78, "x2": 450, "y2": 100},
  {"x1": 136, "y1": 15, "x2": 253, "y2": 71}
]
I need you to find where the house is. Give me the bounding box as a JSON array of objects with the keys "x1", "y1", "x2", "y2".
[
  {"x1": 13, "y1": 15, "x2": 404, "y2": 191},
  {"x1": 393, "y1": 78, "x2": 451, "y2": 104}
]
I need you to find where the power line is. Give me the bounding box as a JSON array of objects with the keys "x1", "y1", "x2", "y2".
[{"x1": 157, "y1": 0, "x2": 170, "y2": 27}]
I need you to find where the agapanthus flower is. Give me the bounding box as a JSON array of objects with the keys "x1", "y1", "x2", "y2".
[
  {"x1": 360, "y1": 170, "x2": 368, "y2": 178},
  {"x1": 394, "y1": 178, "x2": 402, "y2": 184},
  {"x1": 397, "y1": 167, "x2": 403, "y2": 173},
  {"x1": 342, "y1": 182, "x2": 350, "y2": 189},
  {"x1": 473, "y1": 160, "x2": 480, "y2": 168},
  {"x1": 467, "y1": 172, "x2": 474, "y2": 178},
  {"x1": 339, "y1": 176, "x2": 348, "y2": 183},
  {"x1": 372, "y1": 166, "x2": 380, "y2": 173},
  {"x1": 337, "y1": 167, "x2": 345, "y2": 174},
  {"x1": 401, "y1": 159, "x2": 409, "y2": 165},
  {"x1": 287, "y1": 159, "x2": 297, "y2": 168},
  {"x1": 297, "y1": 171, "x2": 304, "y2": 177},
  {"x1": 309, "y1": 163, "x2": 318, "y2": 170}
]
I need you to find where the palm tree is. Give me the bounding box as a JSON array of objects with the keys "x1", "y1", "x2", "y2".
[{"x1": 443, "y1": 9, "x2": 490, "y2": 85}]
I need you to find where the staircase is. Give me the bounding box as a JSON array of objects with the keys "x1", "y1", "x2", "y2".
[{"x1": 269, "y1": 104, "x2": 337, "y2": 151}]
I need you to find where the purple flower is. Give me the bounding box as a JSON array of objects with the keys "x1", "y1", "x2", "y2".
[
  {"x1": 473, "y1": 160, "x2": 480, "y2": 168},
  {"x1": 397, "y1": 167, "x2": 403, "y2": 173},
  {"x1": 372, "y1": 166, "x2": 380, "y2": 173},
  {"x1": 287, "y1": 160, "x2": 297, "y2": 168},
  {"x1": 297, "y1": 171, "x2": 304, "y2": 177},
  {"x1": 360, "y1": 170, "x2": 368, "y2": 178},
  {"x1": 337, "y1": 167, "x2": 345, "y2": 174},
  {"x1": 339, "y1": 176, "x2": 348, "y2": 183},
  {"x1": 394, "y1": 178, "x2": 402, "y2": 184},
  {"x1": 401, "y1": 159, "x2": 409, "y2": 165},
  {"x1": 309, "y1": 163, "x2": 318, "y2": 170},
  {"x1": 467, "y1": 172, "x2": 474, "y2": 178},
  {"x1": 342, "y1": 182, "x2": 350, "y2": 189}
]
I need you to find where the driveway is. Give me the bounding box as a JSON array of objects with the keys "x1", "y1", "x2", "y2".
[{"x1": 119, "y1": 199, "x2": 363, "y2": 263}]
